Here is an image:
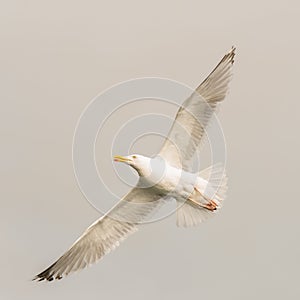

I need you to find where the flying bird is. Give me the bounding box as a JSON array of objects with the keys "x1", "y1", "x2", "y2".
[{"x1": 34, "y1": 47, "x2": 235, "y2": 281}]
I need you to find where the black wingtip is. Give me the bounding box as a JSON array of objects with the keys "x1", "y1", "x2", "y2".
[
  {"x1": 32, "y1": 275, "x2": 45, "y2": 282},
  {"x1": 229, "y1": 46, "x2": 236, "y2": 64},
  {"x1": 33, "y1": 261, "x2": 60, "y2": 282},
  {"x1": 32, "y1": 274, "x2": 57, "y2": 282},
  {"x1": 33, "y1": 272, "x2": 64, "y2": 282}
]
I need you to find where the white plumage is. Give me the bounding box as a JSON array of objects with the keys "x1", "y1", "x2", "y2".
[{"x1": 34, "y1": 47, "x2": 235, "y2": 281}]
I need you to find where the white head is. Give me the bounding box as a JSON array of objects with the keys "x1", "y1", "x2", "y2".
[{"x1": 114, "y1": 154, "x2": 152, "y2": 177}]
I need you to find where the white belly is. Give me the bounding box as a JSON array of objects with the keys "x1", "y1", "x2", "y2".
[{"x1": 144, "y1": 163, "x2": 199, "y2": 199}]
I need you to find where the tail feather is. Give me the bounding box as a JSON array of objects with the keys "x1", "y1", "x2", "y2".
[{"x1": 176, "y1": 164, "x2": 227, "y2": 227}]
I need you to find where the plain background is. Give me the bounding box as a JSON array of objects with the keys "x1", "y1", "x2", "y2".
[{"x1": 1, "y1": 1, "x2": 300, "y2": 299}]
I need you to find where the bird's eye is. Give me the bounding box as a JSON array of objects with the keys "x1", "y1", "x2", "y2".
[{"x1": 132, "y1": 155, "x2": 137, "y2": 159}]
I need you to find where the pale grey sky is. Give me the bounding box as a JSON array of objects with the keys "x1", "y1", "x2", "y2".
[{"x1": 1, "y1": 1, "x2": 299, "y2": 299}]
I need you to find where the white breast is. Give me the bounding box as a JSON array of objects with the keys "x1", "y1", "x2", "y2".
[{"x1": 150, "y1": 162, "x2": 197, "y2": 198}]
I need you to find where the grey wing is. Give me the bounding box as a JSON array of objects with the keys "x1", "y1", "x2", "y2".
[
  {"x1": 34, "y1": 187, "x2": 163, "y2": 281},
  {"x1": 159, "y1": 47, "x2": 235, "y2": 169}
]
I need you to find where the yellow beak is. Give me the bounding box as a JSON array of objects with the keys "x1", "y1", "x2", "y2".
[{"x1": 113, "y1": 155, "x2": 132, "y2": 163}]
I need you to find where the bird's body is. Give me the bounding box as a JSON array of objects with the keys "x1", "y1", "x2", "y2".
[
  {"x1": 34, "y1": 47, "x2": 235, "y2": 282},
  {"x1": 135, "y1": 156, "x2": 216, "y2": 207},
  {"x1": 136, "y1": 156, "x2": 196, "y2": 196}
]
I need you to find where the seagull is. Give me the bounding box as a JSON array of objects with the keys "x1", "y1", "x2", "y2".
[{"x1": 34, "y1": 47, "x2": 235, "y2": 282}]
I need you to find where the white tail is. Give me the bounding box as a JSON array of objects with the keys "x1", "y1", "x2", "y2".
[{"x1": 176, "y1": 164, "x2": 228, "y2": 227}]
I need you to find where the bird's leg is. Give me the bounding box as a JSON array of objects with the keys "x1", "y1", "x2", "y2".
[{"x1": 188, "y1": 187, "x2": 218, "y2": 211}]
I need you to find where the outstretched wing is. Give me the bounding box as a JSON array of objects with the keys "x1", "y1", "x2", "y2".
[
  {"x1": 159, "y1": 47, "x2": 235, "y2": 169},
  {"x1": 34, "y1": 187, "x2": 163, "y2": 281}
]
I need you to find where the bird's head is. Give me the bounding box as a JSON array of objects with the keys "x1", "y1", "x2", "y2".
[{"x1": 113, "y1": 154, "x2": 152, "y2": 176}]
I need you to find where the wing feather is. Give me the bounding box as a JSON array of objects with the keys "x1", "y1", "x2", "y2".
[
  {"x1": 34, "y1": 187, "x2": 163, "y2": 281},
  {"x1": 159, "y1": 47, "x2": 235, "y2": 169}
]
